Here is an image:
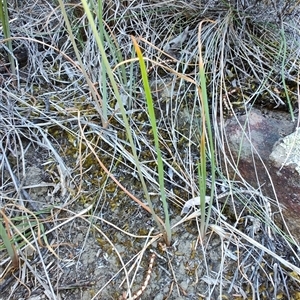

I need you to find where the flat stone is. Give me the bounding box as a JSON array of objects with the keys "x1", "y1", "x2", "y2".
[{"x1": 223, "y1": 108, "x2": 300, "y2": 239}]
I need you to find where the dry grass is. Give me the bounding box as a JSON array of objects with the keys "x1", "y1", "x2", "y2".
[{"x1": 0, "y1": 0, "x2": 300, "y2": 299}]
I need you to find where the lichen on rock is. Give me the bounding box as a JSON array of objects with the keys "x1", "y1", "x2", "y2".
[{"x1": 270, "y1": 128, "x2": 300, "y2": 175}]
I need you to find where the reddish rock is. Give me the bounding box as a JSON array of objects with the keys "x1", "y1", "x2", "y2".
[{"x1": 222, "y1": 108, "x2": 300, "y2": 238}]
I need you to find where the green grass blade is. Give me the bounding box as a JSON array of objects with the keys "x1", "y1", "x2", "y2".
[
  {"x1": 0, "y1": 0, "x2": 16, "y2": 76},
  {"x1": 279, "y1": 26, "x2": 294, "y2": 122},
  {"x1": 132, "y1": 36, "x2": 171, "y2": 245},
  {"x1": 0, "y1": 217, "x2": 18, "y2": 267},
  {"x1": 198, "y1": 20, "x2": 216, "y2": 238}
]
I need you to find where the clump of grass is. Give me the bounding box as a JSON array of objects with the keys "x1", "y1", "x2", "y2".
[
  {"x1": 1, "y1": 0, "x2": 300, "y2": 298},
  {"x1": 78, "y1": 0, "x2": 174, "y2": 245}
]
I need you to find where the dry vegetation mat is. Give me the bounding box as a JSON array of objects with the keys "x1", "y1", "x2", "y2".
[{"x1": 0, "y1": 0, "x2": 300, "y2": 299}]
